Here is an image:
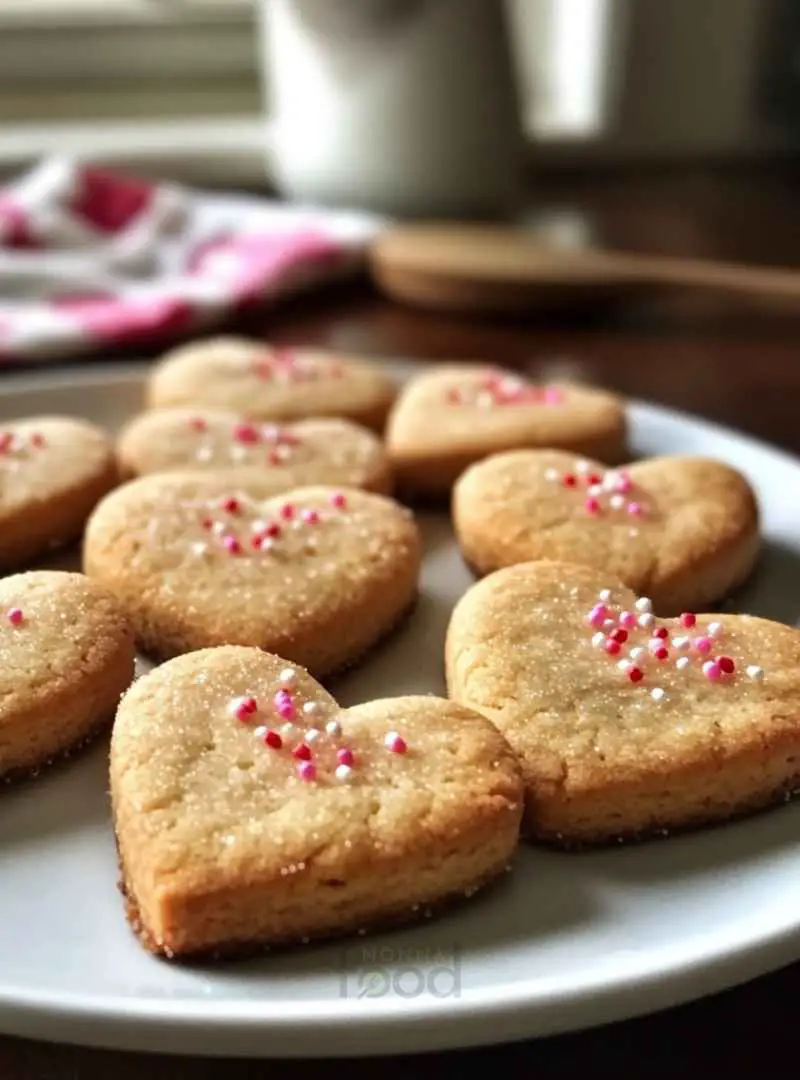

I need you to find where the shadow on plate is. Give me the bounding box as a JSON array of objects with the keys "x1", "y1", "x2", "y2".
[{"x1": 721, "y1": 539, "x2": 800, "y2": 627}]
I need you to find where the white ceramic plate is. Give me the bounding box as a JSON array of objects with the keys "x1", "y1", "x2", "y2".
[{"x1": 1, "y1": 361, "x2": 800, "y2": 1059}]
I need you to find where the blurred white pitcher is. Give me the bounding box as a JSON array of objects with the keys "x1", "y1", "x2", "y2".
[{"x1": 260, "y1": 0, "x2": 525, "y2": 217}]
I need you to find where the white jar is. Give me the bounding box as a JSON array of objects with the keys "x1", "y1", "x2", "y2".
[{"x1": 260, "y1": 0, "x2": 525, "y2": 218}]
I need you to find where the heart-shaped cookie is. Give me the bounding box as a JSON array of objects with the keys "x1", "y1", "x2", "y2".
[
  {"x1": 453, "y1": 450, "x2": 760, "y2": 614},
  {"x1": 0, "y1": 416, "x2": 117, "y2": 572},
  {"x1": 446, "y1": 559, "x2": 800, "y2": 846},
  {"x1": 147, "y1": 337, "x2": 397, "y2": 431},
  {"x1": 116, "y1": 408, "x2": 393, "y2": 495},
  {"x1": 1, "y1": 571, "x2": 135, "y2": 780},
  {"x1": 385, "y1": 365, "x2": 627, "y2": 498},
  {"x1": 83, "y1": 475, "x2": 421, "y2": 674},
  {"x1": 111, "y1": 646, "x2": 523, "y2": 958}
]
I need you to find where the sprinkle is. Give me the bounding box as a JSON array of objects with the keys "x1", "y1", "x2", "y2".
[
  {"x1": 703, "y1": 660, "x2": 722, "y2": 681},
  {"x1": 201, "y1": 517, "x2": 214, "y2": 530},
  {"x1": 264, "y1": 729, "x2": 282, "y2": 749},
  {"x1": 588, "y1": 603, "x2": 608, "y2": 628},
  {"x1": 305, "y1": 728, "x2": 321, "y2": 743},
  {"x1": 191, "y1": 541, "x2": 208, "y2": 557},
  {"x1": 746, "y1": 665, "x2": 764, "y2": 681},
  {"x1": 676, "y1": 656, "x2": 691, "y2": 671},
  {"x1": 651, "y1": 688, "x2": 667, "y2": 702},
  {"x1": 587, "y1": 484, "x2": 603, "y2": 497},
  {"x1": 671, "y1": 636, "x2": 690, "y2": 652},
  {"x1": 544, "y1": 468, "x2": 559, "y2": 482},
  {"x1": 278, "y1": 668, "x2": 296, "y2": 688},
  {"x1": 335, "y1": 764, "x2": 352, "y2": 781},
  {"x1": 591, "y1": 632, "x2": 606, "y2": 648},
  {"x1": 330, "y1": 492, "x2": 347, "y2": 509},
  {"x1": 0, "y1": 432, "x2": 12, "y2": 453},
  {"x1": 337, "y1": 748, "x2": 354, "y2": 766},
  {"x1": 619, "y1": 610, "x2": 636, "y2": 629},
  {"x1": 693, "y1": 636, "x2": 712, "y2": 655},
  {"x1": 543, "y1": 386, "x2": 563, "y2": 404},
  {"x1": 301, "y1": 508, "x2": 320, "y2": 525},
  {"x1": 585, "y1": 497, "x2": 601, "y2": 515},
  {"x1": 234, "y1": 422, "x2": 260, "y2": 445},
  {"x1": 653, "y1": 647, "x2": 669, "y2": 661},
  {"x1": 604, "y1": 639, "x2": 621, "y2": 656},
  {"x1": 628, "y1": 667, "x2": 644, "y2": 683},
  {"x1": 221, "y1": 497, "x2": 240, "y2": 514},
  {"x1": 212, "y1": 521, "x2": 227, "y2": 537},
  {"x1": 253, "y1": 726, "x2": 267, "y2": 739},
  {"x1": 718, "y1": 656, "x2": 735, "y2": 674},
  {"x1": 610, "y1": 628, "x2": 628, "y2": 643},
  {"x1": 680, "y1": 613, "x2": 696, "y2": 628},
  {"x1": 229, "y1": 695, "x2": 257, "y2": 721},
  {"x1": 576, "y1": 460, "x2": 590, "y2": 474},
  {"x1": 627, "y1": 502, "x2": 643, "y2": 516},
  {"x1": 264, "y1": 522, "x2": 281, "y2": 538},
  {"x1": 325, "y1": 720, "x2": 342, "y2": 736},
  {"x1": 293, "y1": 743, "x2": 312, "y2": 761},
  {"x1": 615, "y1": 472, "x2": 633, "y2": 494},
  {"x1": 617, "y1": 659, "x2": 632, "y2": 672},
  {"x1": 222, "y1": 536, "x2": 242, "y2": 555},
  {"x1": 610, "y1": 494, "x2": 625, "y2": 510},
  {"x1": 196, "y1": 446, "x2": 213, "y2": 463},
  {"x1": 297, "y1": 762, "x2": 316, "y2": 782},
  {"x1": 562, "y1": 474, "x2": 577, "y2": 488},
  {"x1": 635, "y1": 597, "x2": 653, "y2": 613},
  {"x1": 628, "y1": 646, "x2": 646, "y2": 662},
  {"x1": 6, "y1": 607, "x2": 23, "y2": 626},
  {"x1": 587, "y1": 473, "x2": 603, "y2": 486},
  {"x1": 280, "y1": 503, "x2": 295, "y2": 521},
  {"x1": 653, "y1": 627, "x2": 668, "y2": 639},
  {"x1": 275, "y1": 695, "x2": 297, "y2": 721},
  {"x1": 598, "y1": 589, "x2": 612, "y2": 602},
  {"x1": 189, "y1": 416, "x2": 207, "y2": 432},
  {"x1": 638, "y1": 613, "x2": 654, "y2": 630},
  {"x1": 707, "y1": 621, "x2": 723, "y2": 639},
  {"x1": 29, "y1": 432, "x2": 46, "y2": 448},
  {"x1": 303, "y1": 701, "x2": 319, "y2": 716},
  {"x1": 385, "y1": 732, "x2": 407, "y2": 754},
  {"x1": 267, "y1": 449, "x2": 282, "y2": 466}
]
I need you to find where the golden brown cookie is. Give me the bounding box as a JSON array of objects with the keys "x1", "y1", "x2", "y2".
[
  {"x1": 83, "y1": 475, "x2": 421, "y2": 674},
  {"x1": 116, "y1": 408, "x2": 392, "y2": 495},
  {"x1": 453, "y1": 450, "x2": 760, "y2": 614},
  {"x1": 147, "y1": 337, "x2": 397, "y2": 431},
  {"x1": 111, "y1": 646, "x2": 523, "y2": 959},
  {"x1": 0, "y1": 571, "x2": 135, "y2": 781},
  {"x1": 446, "y1": 560, "x2": 800, "y2": 847},
  {"x1": 385, "y1": 365, "x2": 627, "y2": 498},
  {"x1": 0, "y1": 416, "x2": 117, "y2": 572}
]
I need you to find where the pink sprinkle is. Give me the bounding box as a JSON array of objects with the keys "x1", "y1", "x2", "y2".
[
  {"x1": 615, "y1": 472, "x2": 633, "y2": 494},
  {"x1": 276, "y1": 698, "x2": 297, "y2": 722},
  {"x1": 264, "y1": 729, "x2": 282, "y2": 749},
  {"x1": 694, "y1": 636, "x2": 712, "y2": 656},
  {"x1": 234, "y1": 422, "x2": 260, "y2": 445},
  {"x1": 627, "y1": 502, "x2": 643, "y2": 516},
  {"x1": 703, "y1": 660, "x2": 722, "y2": 681},
  {"x1": 29, "y1": 432, "x2": 46, "y2": 448},
  {"x1": 6, "y1": 607, "x2": 23, "y2": 626},
  {"x1": 604, "y1": 639, "x2": 621, "y2": 656},
  {"x1": 280, "y1": 503, "x2": 295, "y2": 521},
  {"x1": 446, "y1": 388, "x2": 462, "y2": 404},
  {"x1": 543, "y1": 386, "x2": 563, "y2": 404},
  {"x1": 301, "y1": 508, "x2": 320, "y2": 525},
  {"x1": 337, "y1": 748, "x2": 354, "y2": 766},
  {"x1": 0, "y1": 432, "x2": 11, "y2": 453},
  {"x1": 189, "y1": 417, "x2": 207, "y2": 432},
  {"x1": 385, "y1": 733, "x2": 407, "y2": 754},
  {"x1": 221, "y1": 497, "x2": 240, "y2": 514},
  {"x1": 718, "y1": 656, "x2": 735, "y2": 675},
  {"x1": 585, "y1": 497, "x2": 601, "y2": 515},
  {"x1": 293, "y1": 742, "x2": 312, "y2": 761},
  {"x1": 619, "y1": 611, "x2": 636, "y2": 629},
  {"x1": 680, "y1": 613, "x2": 697, "y2": 628},
  {"x1": 297, "y1": 761, "x2": 316, "y2": 782},
  {"x1": 588, "y1": 604, "x2": 608, "y2": 628},
  {"x1": 330, "y1": 492, "x2": 347, "y2": 509},
  {"x1": 223, "y1": 536, "x2": 241, "y2": 555},
  {"x1": 251, "y1": 535, "x2": 267, "y2": 550}
]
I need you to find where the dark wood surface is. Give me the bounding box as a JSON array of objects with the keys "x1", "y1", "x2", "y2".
[{"x1": 4, "y1": 164, "x2": 800, "y2": 1077}]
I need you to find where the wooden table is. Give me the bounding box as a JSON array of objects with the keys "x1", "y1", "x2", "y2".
[{"x1": 4, "y1": 164, "x2": 800, "y2": 1077}]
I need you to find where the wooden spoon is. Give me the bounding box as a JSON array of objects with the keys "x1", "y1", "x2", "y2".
[{"x1": 369, "y1": 223, "x2": 800, "y2": 314}]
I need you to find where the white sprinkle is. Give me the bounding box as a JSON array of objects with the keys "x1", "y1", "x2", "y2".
[
  {"x1": 278, "y1": 667, "x2": 296, "y2": 688},
  {"x1": 196, "y1": 445, "x2": 213, "y2": 463},
  {"x1": 651, "y1": 688, "x2": 666, "y2": 702},
  {"x1": 638, "y1": 612, "x2": 654, "y2": 629},
  {"x1": 598, "y1": 589, "x2": 612, "y2": 602},
  {"x1": 635, "y1": 597, "x2": 653, "y2": 613},
  {"x1": 617, "y1": 659, "x2": 632, "y2": 672},
  {"x1": 280, "y1": 722, "x2": 295, "y2": 736},
  {"x1": 335, "y1": 764, "x2": 352, "y2": 781},
  {"x1": 671, "y1": 636, "x2": 690, "y2": 651},
  {"x1": 384, "y1": 730, "x2": 401, "y2": 749},
  {"x1": 544, "y1": 467, "x2": 559, "y2": 482},
  {"x1": 746, "y1": 665, "x2": 764, "y2": 681},
  {"x1": 305, "y1": 728, "x2": 320, "y2": 743},
  {"x1": 629, "y1": 646, "x2": 646, "y2": 662},
  {"x1": 253, "y1": 725, "x2": 267, "y2": 739},
  {"x1": 229, "y1": 445, "x2": 247, "y2": 462},
  {"x1": 190, "y1": 541, "x2": 207, "y2": 557},
  {"x1": 629, "y1": 528, "x2": 639, "y2": 538},
  {"x1": 676, "y1": 656, "x2": 691, "y2": 671},
  {"x1": 591, "y1": 632, "x2": 606, "y2": 648},
  {"x1": 609, "y1": 494, "x2": 625, "y2": 510},
  {"x1": 603, "y1": 618, "x2": 616, "y2": 629},
  {"x1": 707, "y1": 621, "x2": 723, "y2": 639},
  {"x1": 303, "y1": 701, "x2": 319, "y2": 716},
  {"x1": 250, "y1": 519, "x2": 268, "y2": 534},
  {"x1": 576, "y1": 460, "x2": 590, "y2": 474},
  {"x1": 325, "y1": 720, "x2": 342, "y2": 736},
  {"x1": 588, "y1": 484, "x2": 603, "y2": 497},
  {"x1": 212, "y1": 521, "x2": 227, "y2": 537}
]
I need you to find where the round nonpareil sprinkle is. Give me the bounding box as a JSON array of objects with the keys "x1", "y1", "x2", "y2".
[
  {"x1": 297, "y1": 761, "x2": 317, "y2": 782},
  {"x1": 746, "y1": 665, "x2": 764, "y2": 681},
  {"x1": 229, "y1": 695, "x2": 257, "y2": 721},
  {"x1": 6, "y1": 607, "x2": 23, "y2": 626},
  {"x1": 651, "y1": 687, "x2": 667, "y2": 701},
  {"x1": 325, "y1": 719, "x2": 342, "y2": 736},
  {"x1": 385, "y1": 732, "x2": 407, "y2": 754}
]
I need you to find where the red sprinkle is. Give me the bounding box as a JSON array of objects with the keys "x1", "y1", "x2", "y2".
[
  {"x1": 0, "y1": 432, "x2": 12, "y2": 453},
  {"x1": 604, "y1": 639, "x2": 621, "y2": 656},
  {"x1": 265, "y1": 522, "x2": 281, "y2": 538},
  {"x1": 718, "y1": 656, "x2": 735, "y2": 674},
  {"x1": 610, "y1": 629, "x2": 628, "y2": 643},
  {"x1": 337, "y1": 748, "x2": 354, "y2": 767},
  {"x1": 267, "y1": 450, "x2": 283, "y2": 466},
  {"x1": 280, "y1": 503, "x2": 295, "y2": 521},
  {"x1": 6, "y1": 607, "x2": 23, "y2": 626},
  {"x1": 29, "y1": 432, "x2": 46, "y2": 448},
  {"x1": 201, "y1": 517, "x2": 214, "y2": 530},
  {"x1": 234, "y1": 423, "x2": 260, "y2": 445},
  {"x1": 628, "y1": 667, "x2": 644, "y2": 683},
  {"x1": 221, "y1": 497, "x2": 240, "y2": 514},
  {"x1": 585, "y1": 497, "x2": 601, "y2": 514},
  {"x1": 653, "y1": 627, "x2": 669, "y2": 639},
  {"x1": 563, "y1": 474, "x2": 577, "y2": 488},
  {"x1": 330, "y1": 492, "x2": 347, "y2": 509},
  {"x1": 301, "y1": 508, "x2": 320, "y2": 525},
  {"x1": 189, "y1": 417, "x2": 207, "y2": 432},
  {"x1": 264, "y1": 729, "x2": 282, "y2": 749},
  {"x1": 587, "y1": 473, "x2": 602, "y2": 486},
  {"x1": 293, "y1": 742, "x2": 312, "y2": 761},
  {"x1": 680, "y1": 613, "x2": 696, "y2": 628},
  {"x1": 653, "y1": 647, "x2": 669, "y2": 661}
]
